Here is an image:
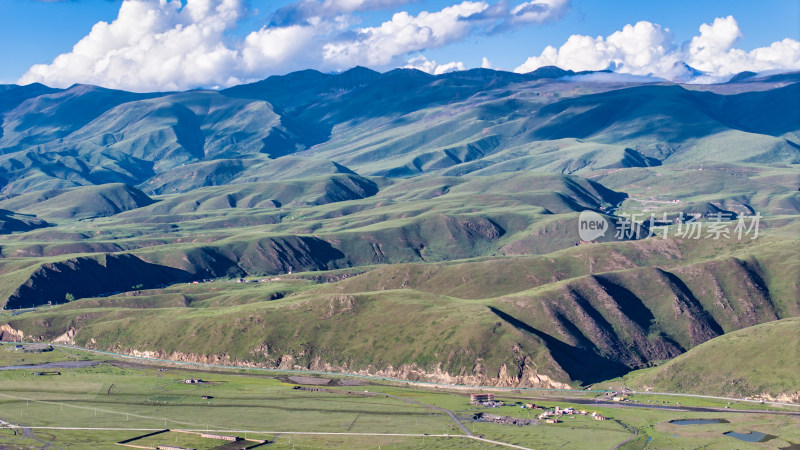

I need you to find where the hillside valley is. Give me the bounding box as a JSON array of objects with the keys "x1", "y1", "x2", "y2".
[{"x1": 0, "y1": 67, "x2": 798, "y2": 400}]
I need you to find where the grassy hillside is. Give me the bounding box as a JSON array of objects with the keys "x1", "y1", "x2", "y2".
[
  {"x1": 0, "y1": 171, "x2": 636, "y2": 307},
  {"x1": 139, "y1": 156, "x2": 356, "y2": 194},
  {"x1": 1, "y1": 69, "x2": 798, "y2": 191},
  {"x1": 0, "y1": 69, "x2": 797, "y2": 397},
  {"x1": 0, "y1": 183, "x2": 155, "y2": 220},
  {"x1": 616, "y1": 318, "x2": 800, "y2": 401},
  {"x1": 1, "y1": 229, "x2": 797, "y2": 389},
  {"x1": 590, "y1": 163, "x2": 800, "y2": 217}
]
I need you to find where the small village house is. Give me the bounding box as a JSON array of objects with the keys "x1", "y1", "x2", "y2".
[{"x1": 470, "y1": 393, "x2": 494, "y2": 403}]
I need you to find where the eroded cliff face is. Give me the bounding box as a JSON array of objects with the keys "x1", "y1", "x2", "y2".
[
  {"x1": 52, "y1": 327, "x2": 76, "y2": 345},
  {"x1": 123, "y1": 347, "x2": 570, "y2": 389},
  {"x1": 0, "y1": 324, "x2": 24, "y2": 341},
  {"x1": 40, "y1": 321, "x2": 571, "y2": 389},
  {"x1": 57, "y1": 341, "x2": 800, "y2": 401},
  {"x1": 6, "y1": 315, "x2": 798, "y2": 402},
  {"x1": 754, "y1": 392, "x2": 800, "y2": 404}
]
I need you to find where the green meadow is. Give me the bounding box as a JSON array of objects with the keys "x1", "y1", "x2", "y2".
[{"x1": 0, "y1": 352, "x2": 799, "y2": 448}]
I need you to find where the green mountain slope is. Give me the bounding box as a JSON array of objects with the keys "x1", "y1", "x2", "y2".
[
  {"x1": 0, "y1": 183, "x2": 155, "y2": 220},
  {"x1": 618, "y1": 318, "x2": 800, "y2": 402},
  {"x1": 1, "y1": 69, "x2": 798, "y2": 191},
  {"x1": 1, "y1": 229, "x2": 796, "y2": 388},
  {"x1": 0, "y1": 68, "x2": 797, "y2": 395}
]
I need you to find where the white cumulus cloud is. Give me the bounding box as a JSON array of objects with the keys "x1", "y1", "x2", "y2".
[
  {"x1": 514, "y1": 16, "x2": 800, "y2": 82},
  {"x1": 404, "y1": 55, "x2": 466, "y2": 74},
  {"x1": 320, "y1": 0, "x2": 569, "y2": 68},
  {"x1": 514, "y1": 21, "x2": 686, "y2": 79},
  {"x1": 509, "y1": 0, "x2": 569, "y2": 25},
  {"x1": 322, "y1": 1, "x2": 489, "y2": 67},
  {"x1": 20, "y1": 0, "x2": 246, "y2": 92},
  {"x1": 270, "y1": 0, "x2": 415, "y2": 25},
  {"x1": 685, "y1": 16, "x2": 800, "y2": 78},
  {"x1": 241, "y1": 25, "x2": 320, "y2": 74},
  {"x1": 18, "y1": 1, "x2": 800, "y2": 91},
  {"x1": 19, "y1": 0, "x2": 571, "y2": 91}
]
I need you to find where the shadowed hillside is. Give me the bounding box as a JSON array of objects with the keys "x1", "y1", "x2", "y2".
[
  {"x1": 0, "y1": 68, "x2": 797, "y2": 395},
  {"x1": 1, "y1": 230, "x2": 796, "y2": 388},
  {"x1": 1, "y1": 68, "x2": 798, "y2": 191},
  {"x1": 0, "y1": 183, "x2": 155, "y2": 220},
  {"x1": 0, "y1": 210, "x2": 49, "y2": 234}
]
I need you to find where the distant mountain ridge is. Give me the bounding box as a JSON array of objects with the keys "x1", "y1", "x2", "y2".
[
  {"x1": 0, "y1": 67, "x2": 798, "y2": 194},
  {"x1": 0, "y1": 68, "x2": 798, "y2": 393}
]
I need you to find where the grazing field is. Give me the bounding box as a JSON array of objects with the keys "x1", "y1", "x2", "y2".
[{"x1": 0, "y1": 353, "x2": 799, "y2": 449}]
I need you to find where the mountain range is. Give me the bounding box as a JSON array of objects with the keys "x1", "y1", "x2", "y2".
[
  {"x1": 0, "y1": 67, "x2": 798, "y2": 398},
  {"x1": 1, "y1": 66, "x2": 798, "y2": 194}
]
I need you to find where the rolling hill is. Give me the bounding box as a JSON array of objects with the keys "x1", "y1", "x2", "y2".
[
  {"x1": 0, "y1": 67, "x2": 797, "y2": 396},
  {"x1": 0, "y1": 68, "x2": 797, "y2": 192},
  {"x1": 0, "y1": 183, "x2": 155, "y2": 220},
  {"x1": 617, "y1": 318, "x2": 800, "y2": 402},
  {"x1": 0, "y1": 234, "x2": 797, "y2": 388}
]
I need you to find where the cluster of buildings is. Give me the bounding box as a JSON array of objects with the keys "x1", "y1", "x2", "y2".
[
  {"x1": 235, "y1": 277, "x2": 281, "y2": 283},
  {"x1": 591, "y1": 412, "x2": 607, "y2": 421},
  {"x1": 536, "y1": 406, "x2": 607, "y2": 423},
  {"x1": 469, "y1": 393, "x2": 504, "y2": 407},
  {"x1": 474, "y1": 412, "x2": 535, "y2": 426},
  {"x1": 469, "y1": 393, "x2": 609, "y2": 425}
]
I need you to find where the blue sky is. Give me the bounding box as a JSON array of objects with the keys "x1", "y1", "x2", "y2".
[
  {"x1": 2, "y1": 0, "x2": 799, "y2": 90},
  {"x1": 419, "y1": 0, "x2": 800, "y2": 70}
]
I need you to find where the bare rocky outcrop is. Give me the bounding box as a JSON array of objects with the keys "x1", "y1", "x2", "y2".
[
  {"x1": 277, "y1": 354, "x2": 295, "y2": 370},
  {"x1": 322, "y1": 295, "x2": 357, "y2": 319},
  {"x1": 126, "y1": 349, "x2": 269, "y2": 369},
  {"x1": 754, "y1": 391, "x2": 800, "y2": 404},
  {"x1": 0, "y1": 324, "x2": 24, "y2": 341},
  {"x1": 115, "y1": 347, "x2": 570, "y2": 388},
  {"x1": 52, "y1": 327, "x2": 76, "y2": 345}
]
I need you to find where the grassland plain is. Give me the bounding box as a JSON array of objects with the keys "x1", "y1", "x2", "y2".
[{"x1": 0, "y1": 349, "x2": 798, "y2": 449}]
